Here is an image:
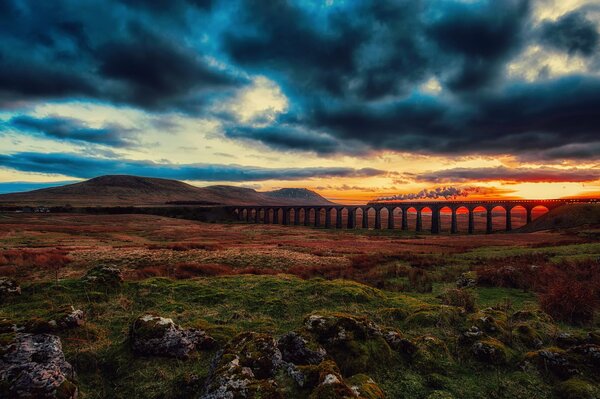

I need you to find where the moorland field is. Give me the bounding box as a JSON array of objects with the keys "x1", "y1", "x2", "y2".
[{"x1": 1, "y1": 211, "x2": 600, "y2": 398}]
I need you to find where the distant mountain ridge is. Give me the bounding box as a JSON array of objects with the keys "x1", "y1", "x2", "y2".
[{"x1": 0, "y1": 175, "x2": 334, "y2": 206}]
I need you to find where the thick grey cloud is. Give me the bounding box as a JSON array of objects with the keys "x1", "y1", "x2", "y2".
[
  {"x1": 0, "y1": 152, "x2": 386, "y2": 182},
  {"x1": 540, "y1": 10, "x2": 599, "y2": 56},
  {"x1": 6, "y1": 116, "x2": 137, "y2": 147},
  {"x1": 1, "y1": 0, "x2": 599, "y2": 165}
]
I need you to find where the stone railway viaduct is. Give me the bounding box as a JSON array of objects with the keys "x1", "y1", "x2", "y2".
[{"x1": 227, "y1": 198, "x2": 599, "y2": 234}]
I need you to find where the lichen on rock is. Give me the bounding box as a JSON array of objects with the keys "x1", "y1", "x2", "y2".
[
  {"x1": 0, "y1": 277, "x2": 21, "y2": 300},
  {"x1": 81, "y1": 265, "x2": 123, "y2": 287},
  {"x1": 0, "y1": 333, "x2": 78, "y2": 399},
  {"x1": 130, "y1": 314, "x2": 214, "y2": 358}
]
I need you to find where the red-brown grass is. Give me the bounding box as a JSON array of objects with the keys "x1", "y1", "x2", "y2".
[
  {"x1": 147, "y1": 242, "x2": 222, "y2": 251},
  {"x1": 477, "y1": 256, "x2": 600, "y2": 324},
  {"x1": 0, "y1": 249, "x2": 72, "y2": 278}
]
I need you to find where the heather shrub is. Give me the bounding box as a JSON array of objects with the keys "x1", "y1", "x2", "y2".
[
  {"x1": 539, "y1": 279, "x2": 598, "y2": 325},
  {"x1": 439, "y1": 288, "x2": 476, "y2": 312},
  {"x1": 408, "y1": 268, "x2": 433, "y2": 293}
]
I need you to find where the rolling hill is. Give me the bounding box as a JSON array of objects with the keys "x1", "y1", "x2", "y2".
[
  {"x1": 517, "y1": 203, "x2": 600, "y2": 232},
  {"x1": 0, "y1": 175, "x2": 334, "y2": 207}
]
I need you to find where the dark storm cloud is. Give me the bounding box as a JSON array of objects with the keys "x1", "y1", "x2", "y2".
[
  {"x1": 427, "y1": 0, "x2": 530, "y2": 91},
  {"x1": 0, "y1": 152, "x2": 386, "y2": 182},
  {"x1": 5, "y1": 116, "x2": 137, "y2": 147},
  {"x1": 0, "y1": 0, "x2": 239, "y2": 109},
  {"x1": 412, "y1": 166, "x2": 600, "y2": 183},
  {"x1": 97, "y1": 26, "x2": 238, "y2": 108},
  {"x1": 241, "y1": 74, "x2": 600, "y2": 158},
  {"x1": 540, "y1": 10, "x2": 599, "y2": 56},
  {"x1": 1, "y1": 0, "x2": 599, "y2": 164}
]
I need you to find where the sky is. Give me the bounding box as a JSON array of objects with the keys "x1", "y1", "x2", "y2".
[{"x1": 0, "y1": 0, "x2": 599, "y2": 202}]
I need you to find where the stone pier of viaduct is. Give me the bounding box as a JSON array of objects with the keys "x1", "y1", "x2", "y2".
[{"x1": 226, "y1": 198, "x2": 598, "y2": 234}]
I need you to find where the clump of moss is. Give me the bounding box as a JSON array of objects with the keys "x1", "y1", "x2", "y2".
[
  {"x1": 303, "y1": 313, "x2": 392, "y2": 376},
  {"x1": 346, "y1": 374, "x2": 385, "y2": 399},
  {"x1": 438, "y1": 288, "x2": 477, "y2": 313},
  {"x1": 412, "y1": 335, "x2": 453, "y2": 373},
  {"x1": 470, "y1": 338, "x2": 509, "y2": 365},
  {"x1": 524, "y1": 347, "x2": 578, "y2": 379},
  {"x1": 554, "y1": 378, "x2": 598, "y2": 399}
]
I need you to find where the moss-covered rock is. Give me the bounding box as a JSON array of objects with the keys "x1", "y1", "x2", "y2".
[
  {"x1": 405, "y1": 306, "x2": 464, "y2": 329},
  {"x1": 82, "y1": 265, "x2": 123, "y2": 287},
  {"x1": 0, "y1": 333, "x2": 78, "y2": 399},
  {"x1": 554, "y1": 378, "x2": 598, "y2": 399},
  {"x1": 568, "y1": 344, "x2": 600, "y2": 369},
  {"x1": 303, "y1": 313, "x2": 392, "y2": 376},
  {"x1": 556, "y1": 332, "x2": 588, "y2": 349},
  {"x1": 307, "y1": 360, "x2": 356, "y2": 399},
  {"x1": 469, "y1": 309, "x2": 507, "y2": 336},
  {"x1": 412, "y1": 335, "x2": 453, "y2": 373},
  {"x1": 524, "y1": 347, "x2": 578, "y2": 379},
  {"x1": 512, "y1": 323, "x2": 544, "y2": 349},
  {"x1": 346, "y1": 374, "x2": 385, "y2": 399},
  {"x1": 470, "y1": 338, "x2": 509, "y2": 365},
  {"x1": 203, "y1": 332, "x2": 284, "y2": 398},
  {"x1": 24, "y1": 306, "x2": 84, "y2": 333},
  {"x1": 438, "y1": 288, "x2": 476, "y2": 312},
  {"x1": 383, "y1": 330, "x2": 417, "y2": 357},
  {"x1": 426, "y1": 391, "x2": 455, "y2": 399},
  {"x1": 277, "y1": 331, "x2": 326, "y2": 366},
  {"x1": 0, "y1": 277, "x2": 20, "y2": 300},
  {"x1": 130, "y1": 314, "x2": 214, "y2": 358},
  {"x1": 455, "y1": 272, "x2": 476, "y2": 289}
]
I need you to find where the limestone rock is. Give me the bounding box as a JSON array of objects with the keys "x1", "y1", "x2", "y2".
[
  {"x1": 130, "y1": 314, "x2": 214, "y2": 358},
  {"x1": 277, "y1": 332, "x2": 326, "y2": 365},
  {"x1": 0, "y1": 333, "x2": 78, "y2": 399},
  {"x1": 525, "y1": 348, "x2": 578, "y2": 378},
  {"x1": 0, "y1": 277, "x2": 21, "y2": 299},
  {"x1": 202, "y1": 332, "x2": 283, "y2": 399},
  {"x1": 81, "y1": 265, "x2": 122, "y2": 287},
  {"x1": 455, "y1": 272, "x2": 476, "y2": 289},
  {"x1": 471, "y1": 339, "x2": 508, "y2": 365}
]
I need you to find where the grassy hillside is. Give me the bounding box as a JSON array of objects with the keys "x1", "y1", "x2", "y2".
[{"x1": 518, "y1": 204, "x2": 600, "y2": 232}]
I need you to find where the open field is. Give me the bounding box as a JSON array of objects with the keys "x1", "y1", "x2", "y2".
[{"x1": 1, "y1": 213, "x2": 600, "y2": 398}]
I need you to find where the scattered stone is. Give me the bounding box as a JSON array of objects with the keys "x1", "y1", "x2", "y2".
[
  {"x1": 0, "y1": 333, "x2": 78, "y2": 399},
  {"x1": 556, "y1": 332, "x2": 586, "y2": 349},
  {"x1": 383, "y1": 331, "x2": 417, "y2": 356},
  {"x1": 130, "y1": 314, "x2": 214, "y2": 359},
  {"x1": 277, "y1": 332, "x2": 326, "y2": 365},
  {"x1": 346, "y1": 374, "x2": 385, "y2": 399},
  {"x1": 81, "y1": 265, "x2": 123, "y2": 287},
  {"x1": 471, "y1": 338, "x2": 508, "y2": 365},
  {"x1": 304, "y1": 313, "x2": 382, "y2": 343},
  {"x1": 308, "y1": 360, "x2": 356, "y2": 399},
  {"x1": 513, "y1": 324, "x2": 543, "y2": 349},
  {"x1": 455, "y1": 272, "x2": 476, "y2": 289},
  {"x1": 0, "y1": 277, "x2": 21, "y2": 300},
  {"x1": 525, "y1": 348, "x2": 578, "y2": 379},
  {"x1": 569, "y1": 344, "x2": 600, "y2": 368}
]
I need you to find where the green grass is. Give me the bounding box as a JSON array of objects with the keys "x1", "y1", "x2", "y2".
[{"x1": 2, "y1": 274, "x2": 597, "y2": 398}]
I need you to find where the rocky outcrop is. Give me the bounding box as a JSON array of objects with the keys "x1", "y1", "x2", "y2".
[
  {"x1": 25, "y1": 306, "x2": 85, "y2": 333},
  {"x1": 130, "y1": 314, "x2": 214, "y2": 358},
  {"x1": 0, "y1": 333, "x2": 78, "y2": 398},
  {"x1": 81, "y1": 265, "x2": 122, "y2": 287},
  {"x1": 455, "y1": 272, "x2": 476, "y2": 289},
  {"x1": 201, "y1": 332, "x2": 283, "y2": 399},
  {"x1": 471, "y1": 338, "x2": 509, "y2": 365},
  {"x1": 0, "y1": 277, "x2": 21, "y2": 300},
  {"x1": 277, "y1": 332, "x2": 326, "y2": 366}
]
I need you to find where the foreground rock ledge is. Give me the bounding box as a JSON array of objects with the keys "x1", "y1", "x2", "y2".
[
  {"x1": 130, "y1": 314, "x2": 215, "y2": 358},
  {"x1": 0, "y1": 333, "x2": 78, "y2": 399}
]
